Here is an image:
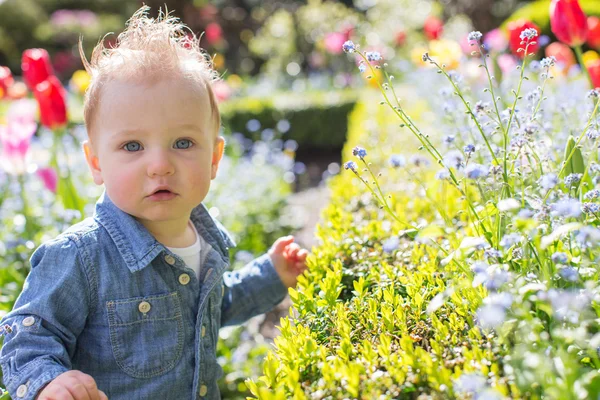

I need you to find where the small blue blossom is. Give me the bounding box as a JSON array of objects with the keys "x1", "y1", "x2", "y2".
[
  {"x1": 435, "y1": 169, "x2": 450, "y2": 180},
  {"x1": 389, "y1": 154, "x2": 406, "y2": 168},
  {"x1": 471, "y1": 261, "x2": 489, "y2": 275},
  {"x1": 358, "y1": 64, "x2": 366, "y2": 73},
  {"x1": 559, "y1": 267, "x2": 579, "y2": 282},
  {"x1": 382, "y1": 236, "x2": 400, "y2": 253},
  {"x1": 352, "y1": 146, "x2": 367, "y2": 159},
  {"x1": 539, "y1": 173, "x2": 558, "y2": 190},
  {"x1": 540, "y1": 56, "x2": 556, "y2": 69},
  {"x1": 443, "y1": 150, "x2": 464, "y2": 169},
  {"x1": 500, "y1": 233, "x2": 521, "y2": 248},
  {"x1": 246, "y1": 119, "x2": 261, "y2": 132},
  {"x1": 551, "y1": 252, "x2": 568, "y2": 264},
  {"x1": 342, "y1": 40, "x2": 355, "y2": 53},
  {"x1": 582, "y1": 202, "x2": 600, "y2": 214},
  {"x1": 564, "y1": 173, "x2": 583, "y2": 187},
  {"x1": 443, "y1": 135, "x2": 455, "y2": 144},
  {"x1": 465, "y1": 163, "x2": 489, "y2": 179},
  {"x1": 410, "y1": 155, "x2": 430, "y2": 167},
  {"x1": 551, "y1": 198, "x2": 582, "y2": 218},
  {"x1": 485, "y1": 249, "x2": 502, "y2": 259},
  {"x1": 575, "y1": 226, "x2": 600, "y2": 247},
  {"x1": 366, "y1": 51, "x2": 382, "y2": 62},
  {"x1": 463, "y1": 144, "x2": 476, "y2": 154},
  {"x1": 585, "y1": 189, "x2": 600, "y2": 201},
  {"x1": 476, "y1": 303, "x2": 506, "y2": 329},
  {"x1": 467, "y1": 31, "x2": 483, "y2": 42},
  {"x1": 344, "y1": 161, "x2": 358, "y2": 172},
  {"x1": 517, "y1": 209, "x2": 534, "y2": 219},
  {"x1": 454, "y1": 373, "x2": 487, "y2": 394},
  {"x1": 520, "y1": 28, "x2": 538, "y2": 41}
]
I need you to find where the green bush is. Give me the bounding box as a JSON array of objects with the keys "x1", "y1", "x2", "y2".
[{"x1": 220, "y1": 90, "x2": 357, "y2": 151}]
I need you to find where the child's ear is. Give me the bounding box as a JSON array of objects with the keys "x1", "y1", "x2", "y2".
[
  {"x1": 82, "y1": 140, "x2": 104, "y2": 185},
  {"x1": 211, "y1": 136, "x2": 225, "y2": 180}
]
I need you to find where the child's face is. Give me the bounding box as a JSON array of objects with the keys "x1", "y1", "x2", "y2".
[{"x1": 83, "y1": 76, "x2": 224, "y2": 225}]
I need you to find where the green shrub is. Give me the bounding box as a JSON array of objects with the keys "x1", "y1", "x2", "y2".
[{"x1": 220, "y1": 90, "x2": 357, "y2": 151}]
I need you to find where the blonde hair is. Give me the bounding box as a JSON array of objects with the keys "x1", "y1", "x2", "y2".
[{"x1": 79, "y1": 6, "x2": 221, "y2": 139}]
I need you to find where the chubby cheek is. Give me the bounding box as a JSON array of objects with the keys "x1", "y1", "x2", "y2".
[
  {"x1": 184, "y1": 160, "x2": 212, "y2": 202},
  {"x1": 103, "y1": 165, "x2": 142, "y2": 213}
]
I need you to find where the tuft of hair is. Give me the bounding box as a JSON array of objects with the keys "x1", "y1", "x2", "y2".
[{"x1": 79, "y1": 6, "x2": 221, "y2": 138}]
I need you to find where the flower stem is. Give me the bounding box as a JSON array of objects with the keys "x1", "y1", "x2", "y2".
[{"x1": 574, "y1": 45, "x2": 593, "y2": 88}]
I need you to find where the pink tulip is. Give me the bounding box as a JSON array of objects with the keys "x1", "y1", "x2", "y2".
[
  {"x1": 0, "y1": 99, "x2": 38, "y2": 174},
  {"x1": 497, "y1": 53, "x2": 518, "y2": 75},
  {"x1": 484, "y1": 29, "x2": 508, "y2": 52},
  {"x1": 324, "y1": 32, "x2": 347, "y2": 55},
  {"x1": 212, "y1": 80, "x2": 231, "y2": 103},
  {"x1": 37, "y1": 167, "x2": 58, "y2": 193},
  {"x1": 205, "y1": 22, "x2": 223, "y2": 45}
]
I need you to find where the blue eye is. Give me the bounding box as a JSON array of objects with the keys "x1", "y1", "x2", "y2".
[
  {"x1": 174, "y1": 139, "x2": 192, "y2": 149},
  {"x1": 124, "y1": 142, "x2": 142, "y2": 152}
]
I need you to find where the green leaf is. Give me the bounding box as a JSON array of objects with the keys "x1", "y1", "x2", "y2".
[{"x1": 561, "y1": 135, "x2": 585, "y2": 180}]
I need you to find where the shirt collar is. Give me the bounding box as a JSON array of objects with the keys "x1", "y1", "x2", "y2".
[{"x1": 94, "y1": 190, "x2": 235, "y2": 273}]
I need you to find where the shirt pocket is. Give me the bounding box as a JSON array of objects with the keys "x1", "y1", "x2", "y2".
[{"x1": 106, "y1": 291, "x2": 184, "y2": 379}]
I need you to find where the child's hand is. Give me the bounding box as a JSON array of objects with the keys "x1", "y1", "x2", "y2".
[
  {"x1": 268, "y1": 235, "x2": 309, "y2": 289},
  {"x1": 36, "y1": 370, "x2": 108, "y2": 400}
]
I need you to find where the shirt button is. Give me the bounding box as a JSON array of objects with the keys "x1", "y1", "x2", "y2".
[
  {"x1": 22, "y1": 317, "x2": 35, "y2": 327},
  {"x1": 164, "y1": 255, "x2": 176, "y2": 265},
  {"x1": 201, "y1": 326, "x2": 206, "y2": 337},
  {"x1": 179, "y1": 273, "x2": 190, "y2": 286},
  {"x1": 199, "y1": 384, "x2": 208, "y2": 396},
  {"x1": 16, "y1": 384, "x2": 27, "y2": 397},
  {"x1": 138, "y1": 301, "x2": 151, "y2": 313}
]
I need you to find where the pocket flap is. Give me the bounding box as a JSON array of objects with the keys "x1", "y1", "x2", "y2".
[{"x1": 107, "y1": 292, "x2": 181, "y2": 326}]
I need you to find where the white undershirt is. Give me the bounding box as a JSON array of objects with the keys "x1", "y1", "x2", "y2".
[{"x1": 166, "y1": 221, "x2": 212, "y2": 280}]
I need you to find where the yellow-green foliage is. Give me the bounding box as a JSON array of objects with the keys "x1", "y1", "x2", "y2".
[{"x1": 245, "y1": 92, "x2": 513, "y2": 399}]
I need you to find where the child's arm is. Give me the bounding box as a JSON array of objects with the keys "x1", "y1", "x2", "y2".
[
  {"x1": 220, "y1": 236, "x2": 308, "y2": 327},
  {"x1": 0, "y1": 237, "x2": 93, "y2": 400}
]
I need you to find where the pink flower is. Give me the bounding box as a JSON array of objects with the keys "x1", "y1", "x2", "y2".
[
  {"x1": 212, "y1": 80, "x2": 232, "y2": 103},
  {"x1": 324, "y1": 32, "x2": 347, "y2": 55},
  {"x1": 0, "y1": 99, "x2": 38, "y2": 174},
  {"x1": 484, "y1": 29, "x2": 508, "y2": 53},
  {"x1": 497, "y1": 53, "x2": 518, "y2": 75},
  {"x1": 37, "y1": 167, "x2": 58, "y2": 193}
]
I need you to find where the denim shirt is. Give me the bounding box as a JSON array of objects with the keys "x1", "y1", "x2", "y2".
[{"x1": 0, "y1": 191, "x2": 288, "y2": 400}]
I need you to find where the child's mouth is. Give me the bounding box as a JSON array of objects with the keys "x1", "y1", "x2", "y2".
[{"x1": 148, "y1": 189, "x2": 177, "y2": 201}]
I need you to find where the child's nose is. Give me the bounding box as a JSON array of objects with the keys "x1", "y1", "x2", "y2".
[{"x1": 146, "y1": 151, "x2": 175, "y2": 177}]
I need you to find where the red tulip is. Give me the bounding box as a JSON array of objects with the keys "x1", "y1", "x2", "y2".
[
  {"x1": 0, "y1": 66, "x2": 14, "y2": 99},
  {"x1": 424, "y1": 16, "x2": 443, "y2": 41},
  {"x1": 550, "y1": 0, "x2": 588, "y2": 47},
  {"x1": 588, "y1": 16, "x2": 600, "y2": 49},
  {"x1": 21, "y1": 49, "x2": 53, "y2": 90},
  {"x1": 33, "y1": 76, "x2": 68, "y2": 129},
  {"x1": 507, "y1": 20, "x2": 541, "y2": 59},
  {"x1": 545, "y1": 42, "x2": 576, "y2": 71},
  {"x1": 589, "y1": 59, "x2": 600, "y2": 88},
  {"x1": 395, "y1": 30, "x2": 407, "y2": 47}
]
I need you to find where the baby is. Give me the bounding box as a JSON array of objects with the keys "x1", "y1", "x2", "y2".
[{"x1": 0, "y1": 7, "x2": 308, "y2": 400}]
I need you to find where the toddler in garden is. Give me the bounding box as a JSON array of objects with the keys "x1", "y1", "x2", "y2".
[{"x1": 0, "y1": 7, "x2": 308, "y2": 400}]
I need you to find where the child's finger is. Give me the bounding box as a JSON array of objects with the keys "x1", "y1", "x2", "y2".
[
  {"x1": 289, "y1": 245, "x2": 301, "y2": 259},
  {"x1": 272, "y1": 236, "x2": 295, "y2": 253},
  {"x1": 297, "y1": 249, "x2": 309, "y2": 260}
]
